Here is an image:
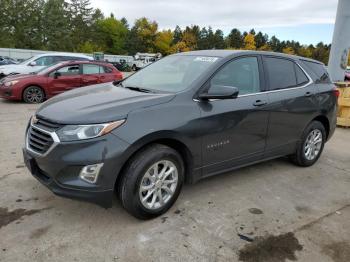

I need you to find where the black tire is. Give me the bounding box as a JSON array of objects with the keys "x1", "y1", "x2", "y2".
[
  {"x1": 23, "y1": 86, "x2": 45, "y2": 103},
  {"x1": 132, "y1": 64, "x2": 137, "y2": 71},
  {"x1": 290, "y1": 120, "x2": 326, "y2": 167},
  {"x1": 118, "y1": 144, "x2": 184, "y2": 219}
]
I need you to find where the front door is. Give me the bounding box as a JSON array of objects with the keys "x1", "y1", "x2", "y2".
[
  {"x1": 48, "y1": 64, "x2": 81, "y2": 95},
  {"x1": 198, "y1": 56, "x2": 270, "y2": 177}
]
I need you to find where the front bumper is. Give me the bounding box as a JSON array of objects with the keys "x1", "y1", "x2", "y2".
[{"x1": 23, "y1": 132, "x2": 130, "y2": 208}]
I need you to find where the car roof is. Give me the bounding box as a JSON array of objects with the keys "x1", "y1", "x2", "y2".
[
  {"x1": 53, "y1": 60, "x2": 114, "y2": 67},
  {"x1": 175, "y1": 50, "x2": 323, "y2": 65},
  {"x1": 34, "y1": 53, "x2": 92, "y2": 59}
]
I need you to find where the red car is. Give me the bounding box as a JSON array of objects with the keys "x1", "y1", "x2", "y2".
[{"x1": 0, "y1": 61, "x2": 123, "y2": 103}]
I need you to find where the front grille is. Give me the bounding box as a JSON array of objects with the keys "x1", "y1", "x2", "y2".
[{"x1": 27, "y1": 126, "x2": 54, "y2": 154}]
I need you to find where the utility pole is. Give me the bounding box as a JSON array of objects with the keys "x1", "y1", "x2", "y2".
[{"x1": 328, "y1": 0, "x2": 350, "y2": 82}]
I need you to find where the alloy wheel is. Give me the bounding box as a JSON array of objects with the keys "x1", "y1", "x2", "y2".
[
  {"x1": 139, "y1": 160, "x2": 178, "y2": 210},
  {"x1": 304, "y1": 129, "x2": 323, "y2": 161},
  {"x1": 25, "y1": 87, "x2": 44, "y2": 103}
]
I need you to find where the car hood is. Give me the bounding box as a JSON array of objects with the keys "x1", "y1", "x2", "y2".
[
  {"x1": 2, "y1": 73, "x2": 37, "y2": 81},
  {"x1": 0, "y1": 64, "x2": 35, "y2": 75},
  {"x1": 36, "y1": 83, "x2": 175, "y2": 124}
]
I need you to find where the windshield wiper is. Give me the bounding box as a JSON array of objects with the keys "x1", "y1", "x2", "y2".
[{"x1": 124, "y1": 86, "x2": 154, "y2": 93}]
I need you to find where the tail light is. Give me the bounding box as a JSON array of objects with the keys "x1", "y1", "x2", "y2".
[
  {"x1": 333, "y1": 86, "x2": 340, "y2": 98},
  {"x1": 116, "y1": 72, "x2": 123, "y2": 80}
]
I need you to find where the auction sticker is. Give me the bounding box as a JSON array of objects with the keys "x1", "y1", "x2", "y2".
[{"x1": 194, "y1": 57, "x2": 219, "y2": 62}]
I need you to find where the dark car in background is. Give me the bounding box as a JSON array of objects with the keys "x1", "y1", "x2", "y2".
[
  {"x1": 23, "y1": 50, "x2": 337, "y2": 219},
  {"x1": 0, "y1": 61, "x2": 123, "y2": 103},
  {"x1": 0, "y1": 56, "x2": 17, "y2": 65}
]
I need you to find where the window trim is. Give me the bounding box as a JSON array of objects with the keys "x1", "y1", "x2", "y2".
[
  {"x1": 262, "y1": 55, "x2": 313, "y2": 92},
  {"x1": 48, "y1": 64, "x2": 81, "y2": 77}
]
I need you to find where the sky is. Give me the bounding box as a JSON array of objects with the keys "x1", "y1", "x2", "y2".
[{"x1": 90, "y1": 0, "x2": 338, "y2": 45}]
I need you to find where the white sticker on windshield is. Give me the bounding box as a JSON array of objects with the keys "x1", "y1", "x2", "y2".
[{"x1": 194, "y1": 57, "x2": 218, "y2": 63}]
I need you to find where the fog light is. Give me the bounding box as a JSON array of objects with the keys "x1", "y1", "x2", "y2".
[{"x1": 79, "y1": 163, "x2": 104, "y2": 184}]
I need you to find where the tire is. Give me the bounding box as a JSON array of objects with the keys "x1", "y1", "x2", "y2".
[
  {"x1": 290, "y1": 120, "x2": 326, "y2": 167},
  {"x1": 118, "y1": 144, "x2": 184, "y2": 219},
  {"x1": 23, "y1": 86, "x2": 45, "y2": 103},
  {"x1": 132, "y1": 64, "x2": 137, "y2": 71}
]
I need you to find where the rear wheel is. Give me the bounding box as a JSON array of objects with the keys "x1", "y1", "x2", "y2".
[
  {"x1": 23, "y1": 86, "x2": 45, "y2": 103},
  {"x1": 132, "y1": 64, "x2": 137, "y2": 71},
  {"x1": 290, "y1": 121, "x2": 326, "y2": 167},
  {"x1": 118, "y1": 144, "x2": 184, "y2": 219}
]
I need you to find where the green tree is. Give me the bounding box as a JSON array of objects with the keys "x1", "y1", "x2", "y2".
[
  {"x1": 42, "y1": 0, "x2": 72, "y2": 51},
  {"x1": 227, "y1": 29, "x2": 243, "y2": 49},
  {"x1": 155, "y1": 30, "x2": 173, "y2": 55},
  {"x1": 173, "y1": 25, "x2": 182, "y2": 44},
  {"x1": 68, "y1": 0, "x2": 94, "y2": 50},
  {"x1": 254, "y1": 32, "x2": 268, "y2": 49},
  {"x1": 94, "y1": 17, "x2": 128, "y2": 54},
  {"x1": 128, "y1": 17, "x2": 158, "y2": 53}
]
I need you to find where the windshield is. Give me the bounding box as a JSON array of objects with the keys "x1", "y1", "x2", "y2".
[
  {"x1": 19, "y1": 57, "x2": 34, "y2": 65},
  {"x1": 122, "y1": 55, "x2": 219, "y2": 92}
]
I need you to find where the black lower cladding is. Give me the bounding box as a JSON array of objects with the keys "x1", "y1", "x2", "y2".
[{"x1": 22, "y1": 132, "x2": 130, "y2": 208}]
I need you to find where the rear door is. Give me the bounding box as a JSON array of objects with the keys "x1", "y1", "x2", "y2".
[
  {"x1": 47, "y1": 64, "x2": 82, "y2": 95},
  {"x1": 81, "y1": 64, "x2": 102, "y2": 86},
  {"x1": 198, "y1": 55, "x2": 270, "y2": 176},
  {"x1": 99, "y1": 65, "x2": 115, "y2": 83},
  {"x1": 262, "y1": 56, "x2": 318, "y2": 157}
]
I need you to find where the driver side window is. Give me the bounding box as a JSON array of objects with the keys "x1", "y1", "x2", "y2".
[
  {"x1": 210, "y1": 57, "x2": 260, "y2": 96},
  {"x1": 35, "y1": 56, "x2": 55, "y2": 66}
]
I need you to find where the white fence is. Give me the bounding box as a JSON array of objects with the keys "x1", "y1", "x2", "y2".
[{"x1": 0, "y1": 48, "x2": 134, "y2": 63}]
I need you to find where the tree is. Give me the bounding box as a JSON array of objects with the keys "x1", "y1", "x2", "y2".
[
  {"x1": 42, "y1": 0, "x2": 72, "y2": 51},
  {"x1": 173, "y1": 25, "x2": 182, "y2": 44},
  {"x1": 68, "y1": 0, "x2": 94, "y2": 50},
  {"x1": 94, "y1": 17, "x2": 128, "y2": 54},
  {"x1": 243, "y1": 33, "x2": 256, "y2": 50},
  {"x1": 227, "y1": 28, "x2": 243, "y2": 49},
  {"x1": 282, "y1": 47, "x2": 295, "y2": 55},
  {"x1": 268, "y1": 36, "x2": 282, "y2": 52},
  {"x1": 130, "y1": 17, "x2": 158, "y2": 53},
  {"x1": 255, "y1": 32, "x2": 268, "y2": 49},
  {"x1": 155, "y1": 30, "x2": 173, "y2": 55}
]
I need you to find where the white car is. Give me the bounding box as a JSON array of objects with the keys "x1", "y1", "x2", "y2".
[{"x1": 0, "y1": 53, "x2": 92, "y2": 78}]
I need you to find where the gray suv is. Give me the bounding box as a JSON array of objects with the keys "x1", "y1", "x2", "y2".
[{"x1": 23, "y1": 50, "x2": 337, "y2": 219}]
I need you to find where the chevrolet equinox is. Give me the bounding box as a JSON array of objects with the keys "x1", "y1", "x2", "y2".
[{"x1": 23, "y1": 50, "x2": 337, "y2": 219}]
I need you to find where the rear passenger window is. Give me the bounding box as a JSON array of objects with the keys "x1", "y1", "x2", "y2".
[
  {"x1": 82, "y1": 64, "x2": 102, "y2": 74},
  {"x1": 300, "y1": 60, "x2": 331, "y2": 83},
  {"x1": 210, "y1": 57, "x2": 260, "y2": 95},
  {"x1": 103, "y1": 66, "x2": 113, "y2": 73},
  {"x1": 264, "y1": 57, "x2": 297, "y2": 90},
  {"x1": 295, "y1": 64, "x2": 309, "y2": 85}
]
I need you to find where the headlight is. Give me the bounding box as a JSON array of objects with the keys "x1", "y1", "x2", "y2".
[
  {"x1": 56, "y1": 120, "x2": 125, "y2": 142},
  {"x1": 4, "y1": 80, "x2": 19, "y2": 87}
]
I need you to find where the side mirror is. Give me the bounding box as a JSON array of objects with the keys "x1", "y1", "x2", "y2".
[
  {"x1": 53, "y1": 72, "x2": 61, "y2": 79},
  {"x1": 199, "y1": 85, "x2": 239, "y2": 100},
  {"x1": 29, "y1": 61, "x2": 37, "y2": 66}
]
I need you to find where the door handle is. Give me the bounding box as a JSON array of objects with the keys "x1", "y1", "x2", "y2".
[
  {"x1": 253, "y1": 100, "x2": 267, "y2": 107},
  {"x1": 304, "y1": 91, "x2": 313, "y2": 97}
]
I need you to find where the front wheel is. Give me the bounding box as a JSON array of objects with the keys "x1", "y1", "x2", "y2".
[
  {"x1": 290, "y1": 121, "x2": 326, "y2": 167},
  {"x1": 118, "y1": 144, "x2": 184, "y2": 219},
  {"x1": 23, "y1": 86, "x2": 45, "y2": 103}
]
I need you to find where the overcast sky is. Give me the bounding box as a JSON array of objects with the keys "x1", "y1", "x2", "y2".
[{"x1": 90, "y1": 0, "x2": 338, "y2": 45}]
